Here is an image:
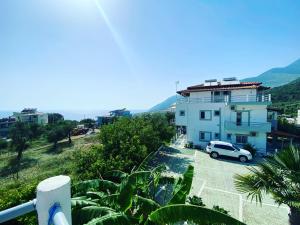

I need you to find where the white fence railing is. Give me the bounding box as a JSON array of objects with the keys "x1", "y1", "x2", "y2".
[
  {"x1": 177, "y1": 94, "x2": 271, "y2": 104},
  {"x1": 0, "y1": 176, "x2": 71, "y2": 225}
]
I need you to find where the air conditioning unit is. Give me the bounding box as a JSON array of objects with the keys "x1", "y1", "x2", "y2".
[
  {"x1": 230, "y1": 105, "x2": 236, "y2": 111},
  {"x1": 250, "y1": 132, "x2": 257, "y2": 137}
]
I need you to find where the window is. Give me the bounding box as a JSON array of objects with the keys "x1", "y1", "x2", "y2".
[
  {"x1": 227, "y1": 133, "x2": 232, "y2": 140},
  {"x1": 199, "y1": 131, "x2": 212, "y2": 141},
  {"x1": 214, "y1": 144, "x2": 234, "y2": 151},
  {"x1": 199, "y1": 110, "x2": 212, "y2": 120},
  {"x1": 179, "y1": 110, "x2": 185, "y2": 116},
  {"x1": 214, "y1": 110, "x2": 220, "y2": 116},
  {"x1": 236, "y1": 135, "x2": 248, "y2": 144},
  {"x1": 214, "y1": 133, "x2": 220, "y2": 139}
]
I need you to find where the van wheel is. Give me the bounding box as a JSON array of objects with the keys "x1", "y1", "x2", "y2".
[
  {"x1": 210, "y1": 152, "x2": 219, "y2": 159},
  {"x1": 239, "y1": 156, "x2": 248, "y2": 162}
]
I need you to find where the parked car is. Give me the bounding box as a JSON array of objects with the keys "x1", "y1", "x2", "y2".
[{"x1": 206, "y1": 141, "x2": 252, "y2": 162}]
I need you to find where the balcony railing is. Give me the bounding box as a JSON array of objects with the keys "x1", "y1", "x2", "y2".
[
  {"x1": 176, "y1": 94, "x2": 271, "y2": 104},
  {"x1": 224, "y1": 121, "x2": 271, "y2": 132}
]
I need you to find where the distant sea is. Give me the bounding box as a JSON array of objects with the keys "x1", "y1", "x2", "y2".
[{"x1": 0, "y1": 109, "x2": 146, "y2": 121}]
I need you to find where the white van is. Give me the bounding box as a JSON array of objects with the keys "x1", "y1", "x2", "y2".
[{"x1": 206, "y1": 141, "x2": 252, "y2": 162}]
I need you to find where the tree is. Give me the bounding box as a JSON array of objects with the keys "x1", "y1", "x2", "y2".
[
  {"x1": 61, "y1": 120, "x2": 77, "y2": 144},
  {"x1": 46, "y1": 125, "x2": 66, "y2": 149},
  {"x1": 9, "y1": 122, "x2": 30, "y2": 161},
  {"x1": 28, "y1": 123, "x2": 43, "y2": 140},
  {"x1": 9, "y1": 122, "x2": 30, "y2": 178},
  {"x1": 80, "y1": 118, "x2": 95, "y2": 129},
  {"x1": 235, "y1": 146, "x2": 300, "y2": 225},
  {"x1": 71, "y1": 165, "x2": 244, "y2": 225},
  {"x1": 48, "y1": 113, "x2": 64, "y2": 124}
]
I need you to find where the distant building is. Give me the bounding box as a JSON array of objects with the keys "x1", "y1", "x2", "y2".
[
  {"x1": 0, "y1": 117, "x2": 17, "y2": 137},
  {"x1": 96, "y1": 108, "x2": 131, "y2": 127},
  {"x1": 13, "y1": 108, "x2": 48, "y2": 125},
  {"x1": 297, "y1": 110, "x2": 300, "y2": 126},
  {"x1": 176, "y1": 77, "x2": 272, "y2": 155}
]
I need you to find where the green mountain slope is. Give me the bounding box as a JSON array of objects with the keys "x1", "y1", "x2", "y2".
[
  {"x1": 268, "y1": 78, "x2": 300, "y2": 102},
  {"x1": 242, "y1": 58, "x2": 300, "y2": 87},
  {"x1": 267, "y1": 78, "x2": 300, "y2": 116}
]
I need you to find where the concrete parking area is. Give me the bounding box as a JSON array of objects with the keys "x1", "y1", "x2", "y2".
[{"x1": 190, "y1": 150, "x2": 289, "y2": 225}]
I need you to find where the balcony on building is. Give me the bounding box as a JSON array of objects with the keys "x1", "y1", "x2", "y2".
[
  {"x1": 224, "y1": 121, "x2": 271, "y2": 133},
  {"x1": 176, "y1": 93, "x2": 271, "y2": 104}
]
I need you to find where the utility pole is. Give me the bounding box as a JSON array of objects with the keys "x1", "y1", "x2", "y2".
[{"x1": 175, "y1": 81, "x2": 179, "y2": 101}]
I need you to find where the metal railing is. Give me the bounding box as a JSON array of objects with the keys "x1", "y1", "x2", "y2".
[
  {"x1": 0, "y1": 175, "x2": 71, "y2": 225},
  {"x1": 224, "y1": 121, "x2": 271, "y2": 132},
  {"x1": 176, "y1": 94, "x2": 271, "y2": 104}
]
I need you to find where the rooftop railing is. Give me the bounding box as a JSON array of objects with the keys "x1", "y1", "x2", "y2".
[
  {"x1": 177, "y1": 94, "x2": 271, "y2": 104},
  {"x1": 0, "y1": 175, "x2": 71, "y2": 225}
]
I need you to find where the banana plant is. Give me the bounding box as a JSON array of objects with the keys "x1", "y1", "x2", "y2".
[{"x1": 72, "y1": 164, "x2": 244, "y2": 225}]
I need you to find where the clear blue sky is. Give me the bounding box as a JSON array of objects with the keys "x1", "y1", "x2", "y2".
[{"x1": 1, "y1": 0, "x2": 300, "y2": 110}]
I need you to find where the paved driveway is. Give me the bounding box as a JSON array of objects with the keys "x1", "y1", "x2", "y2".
[{"x1": 190, "y1": 150, "x2": 289, "y2": 225}]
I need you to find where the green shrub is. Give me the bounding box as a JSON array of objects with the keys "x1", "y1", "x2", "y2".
[
  {"x1": 243, "y1": 143, "x2": 256, "y2": 156},
  {"x1": 187, "y1": 196, "x2": 206, "y2": 206},
  {"x1": 0, "y1": 181, "x2": 38, "y2": 225},
  {"x1": 0, "y1": 138, "x2": 8, "y2": 150},
  {"x1": 213, "y1": 205, "x2": 230, "y2": 215}
]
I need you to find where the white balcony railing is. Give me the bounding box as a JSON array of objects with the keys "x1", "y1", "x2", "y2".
[
  {"x1": 177, "y1": 94, "x2": 271, "y2": 104},
  {"x1": 224, "y1": 121, "x2": 271, "y2": 132}
]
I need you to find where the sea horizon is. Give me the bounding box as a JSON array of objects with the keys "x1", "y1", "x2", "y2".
[{"x1": 0, "y1": 109, "x2": 147, "y2": 121}]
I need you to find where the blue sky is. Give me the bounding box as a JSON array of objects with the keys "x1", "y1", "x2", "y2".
[{"x1": 1, "y1": 0, "x2": 300, "y2": 110}]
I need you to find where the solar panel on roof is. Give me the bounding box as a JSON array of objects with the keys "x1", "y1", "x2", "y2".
[
  {"x1": 223, "y1": 77, "x2": 237, "y2": 81},
  {"x1": 205, "y1": 79, "x2": 217, "y2": 83}
]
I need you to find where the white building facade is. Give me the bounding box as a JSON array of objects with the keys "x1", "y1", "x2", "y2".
[
  {"x1": 13, "y1": 108, "x2": 48, "y2": 125},
  {"x1": 176, "y1": 78, "x2": 272, "y2": 155}
]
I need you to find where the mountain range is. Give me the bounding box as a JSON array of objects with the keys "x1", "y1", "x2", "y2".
[{"x1": 149, "y1": 58, "x2": 300, "y2": 112}]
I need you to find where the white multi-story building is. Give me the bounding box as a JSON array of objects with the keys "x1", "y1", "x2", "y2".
[
  {"x1": 13, "y1": 108, "x2": 48, "y2": 125},
  {"x1": 176, "y1": 78, "x2": 272, "y2": 155}
]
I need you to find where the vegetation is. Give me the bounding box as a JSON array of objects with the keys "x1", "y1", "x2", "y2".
[
  {"x1": 9, "y1": 122, "x2": 31, "y2": 177},
  {"x1": 234, "y1": 146, "x2": 300, "y2": 225},
  {"x1": 267, "y1": 78, "x2": 300, "y2": 117},
  {"x1": 0, "y1": 138, "x2": 8, "y2": 150},
  {"x1": 71, "y1": 165, "x2": 243, "y2": 225},
  {"x1": 74, "y1": 114, "x2": 175, "y2": 179},
  {"x1": 243, "y1": 143, "x2": 257, "y2": 156},
  {"x1": 48, "y1": 113, "x2": 64, "y2": 124},
  {"x1": 46, "y1": 121, "x2": 77, "y2": 148},
  {"x1": 278, "y1": 117, "x2": 300, "y2": 136},
  {"x1": 80, "y1": 118, "x2": 96, "y2": 129},
  {"x1": 187, "y1": 196, "x2": 230, "y2": 215}
]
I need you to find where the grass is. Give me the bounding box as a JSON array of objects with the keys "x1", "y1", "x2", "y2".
[{"x1": 0, "y1": 134, "x2": 99, "y2": 192}]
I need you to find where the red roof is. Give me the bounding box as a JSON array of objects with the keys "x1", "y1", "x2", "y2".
[{"x1": 178, "y1": 82, "x2": 269, "y2": 96}]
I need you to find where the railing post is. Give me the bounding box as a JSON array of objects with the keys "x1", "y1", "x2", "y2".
[{"x1": 36, "y1": 175, "x2": 71, "y2": 225}]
